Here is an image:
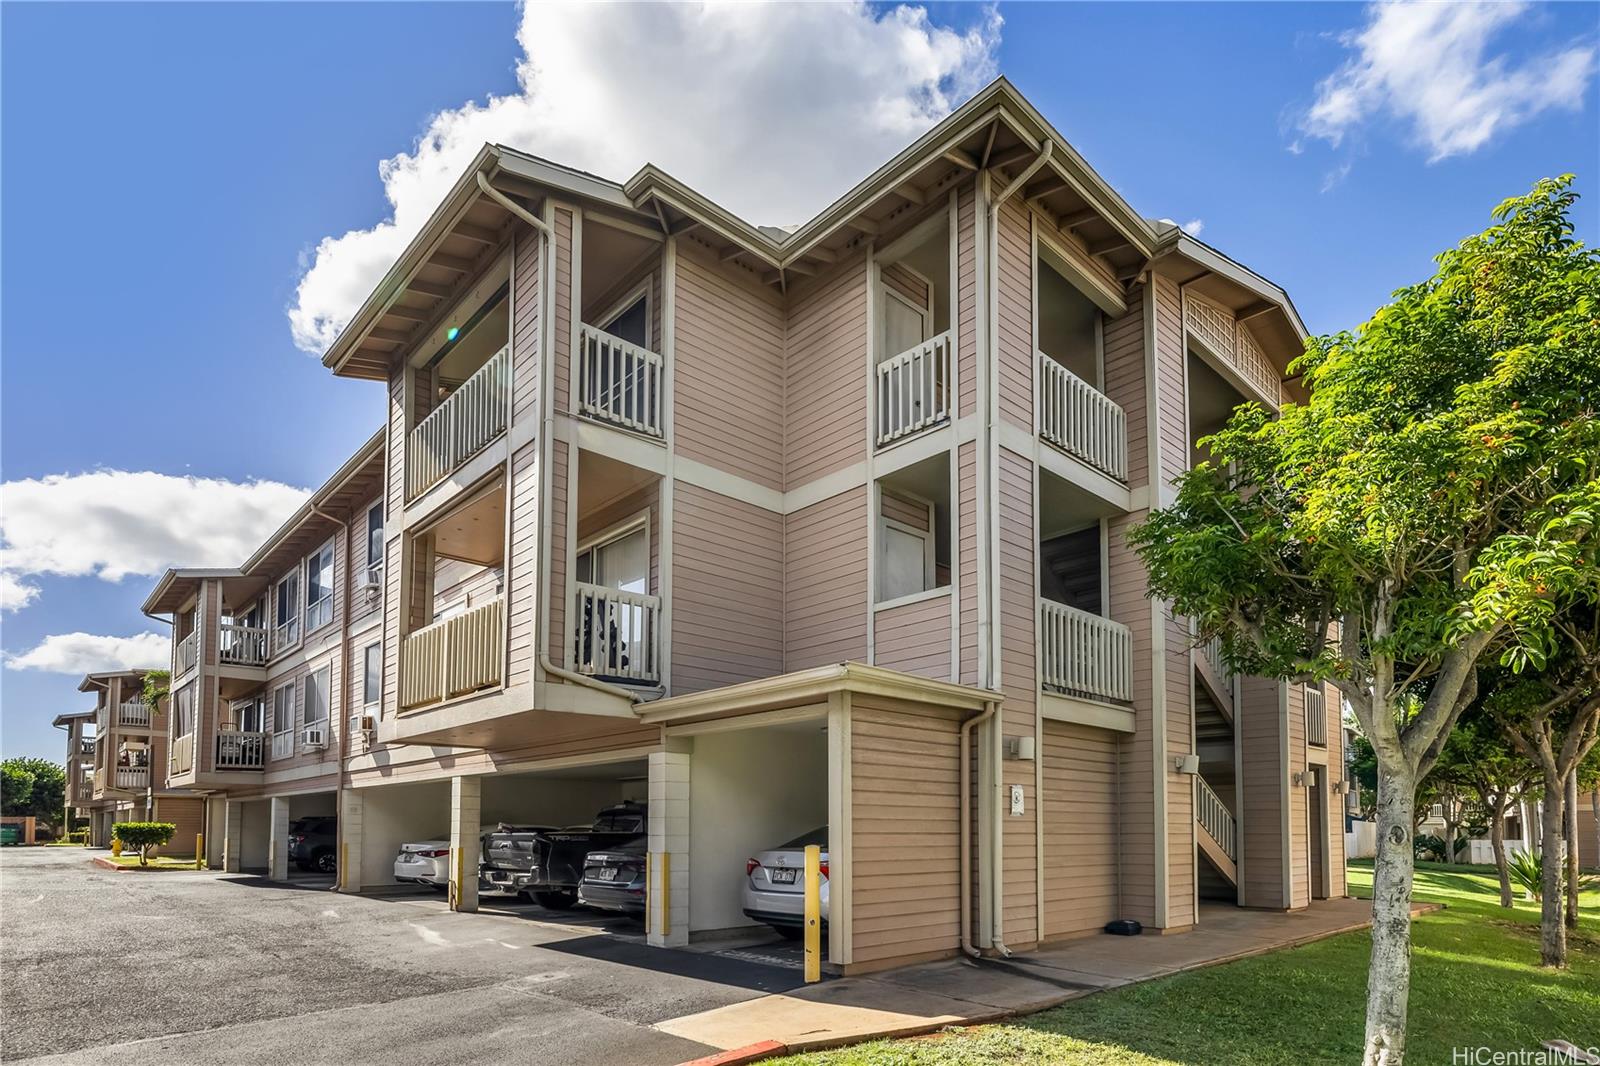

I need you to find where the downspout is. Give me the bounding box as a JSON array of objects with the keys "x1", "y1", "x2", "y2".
[
  {"x1": 311, "y1": 501, "x2": 351, "y2": 889},
  {"x1": 959, "y1": 698, "x2": 1000, "y2": 958},
  {"x1": 978, "y1": 140, "x2": 1052, "y2": 958},
  {"x1": 481, "y1": 169, "x2": 643, "y2": 705}
]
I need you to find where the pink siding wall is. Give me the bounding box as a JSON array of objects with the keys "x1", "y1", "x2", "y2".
[
  {"x1": 671, "y1": 481, "x2": 784, "y2": 693},
  {"x1": 506, "y1": 442, "x2": 540, "y2": 688},
  {"x1": 1042, "y1": 721, "x2": 1119, "y2": 938},
  {"x1": 552, "y1": 207, "x2": 575, "y2": 414},
  {"x1": 1240, "y1": 675, "x2": 1286, "y2": 907},
  {"x1": 547, "y1": 439, "x2": 569, "y2": 665},
  {"x1": 998, "y1": 447, "x2": 1037, "y2": 947},
  {"x1": 957, "y1": 442, "x2": 979, "y2": 686},
  {"x1": 675, "y1": 241, "x2": 786, "y2": 490},
  {"x1": 784, "y1": 487, "x2": 868, "y2": 671},
  {"x1": 873, "y1": 593, "x2": 952, "y2": 680},
  {"x1": 995, "y1": 198, "x2": 1033, "y2": 430},
  {"x1": 785, "y1": 256, "x2": 868, "y2": 489},
  {"x1": 956, "y1": 182, "x2": 978, "y2": 419}
]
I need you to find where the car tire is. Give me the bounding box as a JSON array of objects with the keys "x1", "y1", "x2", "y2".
[
  {"x1": 314, "y1": 850, "x2": 336, "y2": 874},
  {"x1": 533, "y1": 889, "x2": 578, "y2": 909},
  {"x1": 773, "y1": 925, "x2": 804, "y2": 941}
]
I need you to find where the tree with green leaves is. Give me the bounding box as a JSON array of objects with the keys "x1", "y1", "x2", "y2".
[
  {"x1": 1431, "y1": 698, "x2": 1536, "y2": 906},
  {"x1": 1, "y1": 757, "x2": 67, "y2": 831},
  {"x1": 111, "y1": 821, "x2": 175, "y2": 866},
  {"x1": 1130, "y1": 176, "x2": 1598, "y2": 1064},
  {"x1": 1, "y1": 762, "x2": 36, "y2": 816},
  {"x1": 142, "y1": 669, "x2": 170, "y2": 711}
]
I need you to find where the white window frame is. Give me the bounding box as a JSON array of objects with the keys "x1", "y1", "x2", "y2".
[
  {"x1": 876, "y1": 513, "x2": 935, "y2": 606},
  {"x1": 303, "y1": 537, "x2": 336, "y2": 635},
  {"x1": 574, "y1": 510, "x2": 651, "y2": 595},
  {"x1": 879, "y1": 284, "x2": 931, "y2": 364},
  {"x1": 362, "y1": 643, "x2": 382, "y2": 710},
  {"x1": 366, "y1": 503, "x2": 385, "y2": 583},
  {"x1": 302, "y1": 664, "x2": 331, "y2": 750},
  {"x1": 272, "y1": 566, "x2": 302, "y2": 657},
  {"x1": 270, "y1": 681, "x2": 296, "y2": 760},
  {"x1": 592, "y1": 279, "x2": 652, "y2": 347}
]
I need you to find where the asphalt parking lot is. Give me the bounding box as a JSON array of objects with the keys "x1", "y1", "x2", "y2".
[{"x1": 0, "y1": 847, "x2": 808, "y2": 1065}]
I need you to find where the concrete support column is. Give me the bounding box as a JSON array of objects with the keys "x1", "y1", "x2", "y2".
[
  {"x1": 339, "y1": 788, "x2": 364, "y2": 893},
  {"x1": 647, "y1": 749, "x2": 690, "y2": 948},
  {"x1": 449, "y1": 776, "x2": 481, "y2": 912},
  {"x1": 267, "y1": 796, "x2": 291, "y2": 881},
  {"x1": 223, "y1": 800, "x2": 244, "y2": 873}
]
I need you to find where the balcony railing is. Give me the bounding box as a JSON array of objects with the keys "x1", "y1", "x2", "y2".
[
  {"x1": 1306, "y1": 685, "x2": 1328, "y2": 747},
  {"x1": 1197, "y1": 776, "x2": 1237, "y2": 861},
  {"x1": 117, "y1": 700, "x2": 152, "y2": 728},
  {"x1": 115, "y1": 766, "x2": 149, "y2": 790},
  {"x1": 400, "y1": 597, "x2": 506, "y2": 710},
  {"x1": 93, "y1": 768, "x2": 106, "y2": 794},
  {"x1": 1037, "y1": 353, "x2": 1127, "y2": 481},
  {"x1": 214, "y1": 730, "x2": 266, "y2": 770},
  {"x1": 573, "y1": 583, "x2": 661, "y2": 685},
  {"x1": 78, "y1": 738, "x2": 95, "y2": 758},
  {"x1": 219, "y1": 623, "x2": 268, "y2": 667},
  {"x1": 407, "y1": 346, "x2": 511, "y2": 499},
  {"x1": 577, "y1": 324, "x2": 664, "y2": 438},
  {"x1": 876, "y1": 331, "x2": 952, "y2": 447},
  {"x1": 1184, "y1": 292, "x2": 1281, "y2": 405},
  {"x1": 175, "y1": 631, "x2": 198, "y2": 675},
  {"x1": 1038, "y1": 599, "x2": 1132, "y2": 704},
  {"x1": 170, "y1": 733, "x2": 194, "y2": 776}
]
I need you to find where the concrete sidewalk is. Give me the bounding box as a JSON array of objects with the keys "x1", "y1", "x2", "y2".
[{"x1": 657, "y1": 897, "x2": 1435, "y2": 1060}]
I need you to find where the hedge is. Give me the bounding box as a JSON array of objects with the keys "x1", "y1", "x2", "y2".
[{"x1": 112, "y1": 822, "x2": 176, "y2": 866}]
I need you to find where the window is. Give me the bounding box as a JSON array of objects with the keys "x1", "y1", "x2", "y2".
[
  {"x1": 233, "y1": 696, "x2": 263, "y2": 734},
  {"x1": 575, "y1": 522, "x2": 648, "y2": 594},
  {"x1": 882, "y1": 289, "x2": 928, "y2": 359},
  {"x1": 366, "y1": 504, "x2": 384, "y2": 580},
  {"x1": 598, "y1": 291, "x2": 649, "y2": 348},
  {"x1": 304, "y1": 666, "x2": 331, "y2": 728},
  {"x1": 879, "y1": 521, "x2": 931, "y2": 601},
  {"x1": 272, "y1": 683, "x2": 295, "y2": 735},
  {"x1": 174, "y1": 683, "x2": 196, "y2": 737},
  {"x1": 362, "y1": 644, "x2": 382, "y2": 708},
  {"x1": 305, "y1": 542, "x2": 334, "y2": 632},
  {"x1": 274, "y1": 571, "x2": 300, "y2": 650}
]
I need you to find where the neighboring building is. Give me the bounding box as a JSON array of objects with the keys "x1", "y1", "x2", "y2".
[
  {"x1": 145, "y1": 78, "x2": 1346, "y2": 974},
  {"x1": 53, "y1": 710, "x2": 100, "y2": 831},
  {"x1": 76, "y1": 670, "x2": 204, "y2": 854}
]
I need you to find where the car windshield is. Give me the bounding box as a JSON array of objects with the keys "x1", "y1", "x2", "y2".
[
  {"x1": 593, "y1": 812, "x2": 644, "y2": 833},
  {"x1": 779, "y1": 827, "x2": 828, "y2": 849}
]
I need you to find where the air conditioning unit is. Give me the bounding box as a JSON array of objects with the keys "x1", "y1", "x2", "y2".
[
  {"x1": 348, "y1": 713, "x2": 377, "y2": 738},
  {"x1": 358, "y1": 569, "x2": 383, "y2": 601},
  {"x1": 301, "y1": 725, "x2": 327, "y2": 750}
]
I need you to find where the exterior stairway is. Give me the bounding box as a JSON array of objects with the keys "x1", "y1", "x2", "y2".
[{"x1": 1196, "y1": 775, "x2": 1238, "y2": 886}]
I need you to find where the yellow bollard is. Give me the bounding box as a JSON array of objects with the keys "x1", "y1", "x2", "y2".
[
  {"x1": 196, "y1": 833, "x2": 205, "y2": 870},
  {"x1": 660, "y1": 851, "x2": 671, "y2": 938},
  {"x1": 340, "y1": 842, "x2": 348, "y2": 891},
  {"x1": 804, "y1": 844, "x2": 821, "y2": 983},
  {"x1": 644, "y1": 853, "x2": 651, "y2": 936}
]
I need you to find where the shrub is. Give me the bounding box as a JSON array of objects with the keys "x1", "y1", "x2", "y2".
[
  {"x1": 112, "y1": 822, "x2": 176, "y2": 866},
  {"x1": 1508, "y1": 849, "x2": 1542, "y2": 900},
  {"x1": 1415, "y1": 834, "x2": 1447, "y2": 862}
]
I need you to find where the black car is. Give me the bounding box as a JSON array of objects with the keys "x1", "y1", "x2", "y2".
[
  {"x1": 481, "y1": 802, "x2": 646, "y2": 908},
  {"x1": 576, "y1": 835, "x2": 647, "y2": 916},
  {"x1": 289, "y1": 816, "x2": 337, "y2": 873}
]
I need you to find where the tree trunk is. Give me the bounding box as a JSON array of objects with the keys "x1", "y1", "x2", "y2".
[
  {"x1": 1538, "y1": 777, "x2": 1567, "y2": 968},
  {"x1": 1565, "y1": 771, "x2": 1579, "y2": 931},
  {"x1": 1363, "y1": 760, "x2": 1418, "y2": 1066},
  {"x1": 1490, "y1": 800, "x2": 1513, "y2": 908}
]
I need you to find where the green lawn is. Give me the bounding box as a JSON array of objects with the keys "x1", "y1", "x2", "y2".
[
  {"x1": 98, "y1": 854, "x2": 203, "y2": 870},
  {"x1": 774, "y1": 863, "x2": 1600, "y2": 1066}
]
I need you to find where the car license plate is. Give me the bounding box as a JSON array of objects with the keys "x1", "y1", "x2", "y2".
[
  {"x1": 593, "y1": 867, "x2": 619, "y2": 881},
  {"x1": 770, "y1": 867, "x2": 797, "y2": 884}
]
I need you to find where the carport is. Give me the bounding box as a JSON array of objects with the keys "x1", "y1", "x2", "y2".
[{"x1": 222, "y1": 788, "x2": 338, "y2": 881}]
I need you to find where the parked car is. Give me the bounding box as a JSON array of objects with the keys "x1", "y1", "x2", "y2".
[
  {"x1": 393, "y1": 837, "x2": 451, "y2": 890},
  {"x1": 289, "y1": 816, "x2": 337, "y2": 873},
  {"x1": 742, "y1": 826, "x2": 830, "y2": 938},
  {"x1": 575, "y1": 836, "x2": 647, "y2": 916},
  {"x1": 479, "y1": 824, "x2": 557, "y2": 899},
  {"x1": 481, "y1": 802, "x2": 647, "y2": 908}
]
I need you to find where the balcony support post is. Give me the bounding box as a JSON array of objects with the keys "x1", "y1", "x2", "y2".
[
  {"x1": 338, "y1": 788, "x2": 364, "y2": 893},
  {"x1": 448, "y1": 776, "x2": 481, "y2": 913},
  {"x1": 647, "y1": 748, "x2": 690, "y2": 948},
  {"x1": 267, "y1": 796, "x2": 291, "y2": 882},
  {"x1": 223, "y1": 800, "x2": 244, "y2": 873}
]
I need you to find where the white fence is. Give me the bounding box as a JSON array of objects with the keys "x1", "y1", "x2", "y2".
[
  {"x1": 400, "y1": 597, "x2": 506, "y2": 709},
  {"x1": 214, "y1": 730, "x2": 266, "y2": 770},
  {"x1": 169, "y1": 734, "x2": 194, "y2": 776},
  {"x1": 876, "y1": 331, "x2": 952, "y2": 447},
  {"x1": 1184, "y1": 292, "x2": 1281, "y2": 404},
  {"x1": 573, "y1": 583, "x2": 662, "y2": 684},
  {"x1": 114, "y1": 767, "x2": 149, "y2": 790},
  {"x1": 577, "y1": 324, "x2": 664, "y2": 438},
  {"x1": 1196, "y1": 776, "x2": 1237, "y2": 861},
  {"x1": 117, "y1": 701, "x2": 151, "y2": 728},
  {"x1": 1038, "y1": 599, "x2": 1132, "y2": 703},
  {"x1": 1037, "y1": 353, "x2": 1127, "y2": 480},
  {"x1": 1346, "y1": 819, "x2": 1377, "y2": 860},
  {"x1": 175, "y1": 631, "x2": 198, "y2": 675},
  {"x1": 219, "y1": 624, "x2": 268, "y2": 667},
  {"x1": 407, "y1": 346, "x2": 511, "y2": 498}
]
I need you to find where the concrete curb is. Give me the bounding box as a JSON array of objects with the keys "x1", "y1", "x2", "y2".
[
  {"x1": 676, "y1": 1039, "x2": 789, "y2": 1066},
  {"x1": 89, "y1": 857, "x2": 201, "y2": 872}
]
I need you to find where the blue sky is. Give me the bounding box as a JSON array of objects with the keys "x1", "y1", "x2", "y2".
[{"x1": 3, "y1": 1, "x2": 1596, "y2": 761}]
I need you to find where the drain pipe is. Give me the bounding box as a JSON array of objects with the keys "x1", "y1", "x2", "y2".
[
  {"x1": 977, "y1": 140, "x2": 1053, "y2": 959},
  {"x1": 959, "y1": 698, "x2": 1000, "y2": 959},
  {"x1": 482, "y1": 169, "x2": 643, "y2": 705}
]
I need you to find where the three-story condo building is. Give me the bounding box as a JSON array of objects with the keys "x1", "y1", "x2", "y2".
[{"x1": 146, "y1": 79, "x2": 1345, "y2": 974}]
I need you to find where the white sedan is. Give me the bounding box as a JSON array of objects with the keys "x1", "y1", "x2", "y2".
[
  {"x1": 393, "y1": 826, "x2": 504, "y2": 891},
  {"x1": 742, "y1": 826, "x2": 829, "y2": 939}
]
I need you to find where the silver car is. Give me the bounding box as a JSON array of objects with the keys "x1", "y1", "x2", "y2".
[{"x1": 741, "y1": 826, "x2": 829, "y2": 939}]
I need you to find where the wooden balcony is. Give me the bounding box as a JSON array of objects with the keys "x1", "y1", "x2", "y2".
[
  {"x1": 573, "y1": 583, "x2": 661, "y2": 685},
  {"x1": 114, "y1": 766, "x2": 149, "y2": 791},
  {"x1": 169, "y1": 733, "x2": 194, "y2": 776},
  {"x1": 1038, "y1": 599, "x2": 1132, "y2": 704},
  {"x1": 876, "y1": 331, "x2": 952, "y2": 447},
  {"x1": 1184, "y1": 292, "x2": 1281, "y2": 406},
  {"x1": 399, "y1": 597, "x2": 506, "y2": 710},
  {"x1": 1037, "y1": 352, "x2": 1127, "y2": 481},
  {"x1": 407, "y1": 346, "x2": 511, "y2": 499},
  {"x1": 214, "y1": 730, "x2": 266, "y2": 770},
  {"x1": 577, "y1": 324, "x2": 664, "y2": 438},
  {"x1": 219, "y1": 623, "x2": 268, "y2": 667},
  {"x1": 117, "y1": 700, "x2": 152, "y2": 728},
  {"x1": 175, "y1": 631, "x2": 198, "y2": 676}
]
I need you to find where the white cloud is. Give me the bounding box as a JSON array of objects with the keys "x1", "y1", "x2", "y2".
[
  {"x1": 0, "y1": 470, "x2": 309, "y2": 604},
  {"x1": 289, "y1": 1, "x2": 1002, "y2": 353},
  {"x1": 0, "y1": 573, "x2": 40, "y2": 613},
  {"x1": 1180, "y1": 219, "x2": 1204, "y2": 237},
  {"x1": 6, "y1": 632, "x2": 170, "y2": 675},
  {"x1": 1299, "y1": 1, "x2": 1595, "y2": 161}
]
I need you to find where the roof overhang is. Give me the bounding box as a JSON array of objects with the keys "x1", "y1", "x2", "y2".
[
  {"x1": 141, "y1": 569, "x2": 241, "y2": 617},
  {"x1": 76, "y1": 670, "x2": 145, "y2": 693},
  {"x1": 238, "y1": 428, "x2": 385, "y2": 577},
  {"x1": 635, "y1": 661, "x2": 1000, "y2": 726},
  {"x1": 52, "y1": 711, "x2": 94, "y2": 727}
]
